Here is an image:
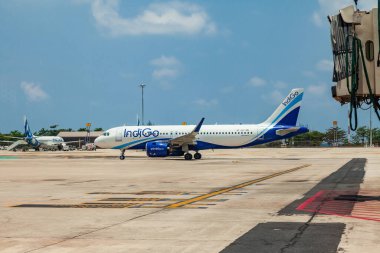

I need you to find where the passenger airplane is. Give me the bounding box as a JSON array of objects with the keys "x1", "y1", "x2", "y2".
[
  {"x1": 95, "y1": 89, "x2": 309, "y2": 160},
  {"x1": 5, "y1": 117, "x2": 77, "y2": 151}
]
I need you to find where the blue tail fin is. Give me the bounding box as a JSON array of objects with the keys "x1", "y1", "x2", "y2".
[
  {"x1": 263, "y1": 89, "x2": 304, "y2": 127},
  {"x1": 24, "y1": 116, "x2": 33, "y2": 138}
]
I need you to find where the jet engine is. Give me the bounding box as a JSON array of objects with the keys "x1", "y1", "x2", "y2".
[
  {"x1": 146, "y1": 141, "x2": 170, "y2": 157},
  {"x1": 145, "y1": 141, "x2": 186, "y2": 157}
]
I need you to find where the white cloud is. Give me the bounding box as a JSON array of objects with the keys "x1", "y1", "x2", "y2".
[
  {"x1": 20, "y1": 82, "x2": 49, "y2": 102},
  {"x1": 150, "y1": 55, "x2": 181, "y2": 80},
  {"x1": 274, "y1": 81, "x2": 287, "y2": 89},
  {"x1": 316, "y1": 59, "x2": 333, "y2": 71},
  {"x1": 307, "y1": 83, "x2": 327, "y2": 95},
  {"x1": 152, "y1": 68, "x2": 179, "y2": 79},
  {"x1": 150, "y1": 55, "x2": 180, "y2": 67},
  {"x1": 269, "y1": 90, "x2": 285, "y2": 103},
  {"x1": 312, "y1": 11, "x2": 323, "y2": 27},
  {"x1": 261, "y1": 90, "x2": 285, "y2": 105},
  {"x1": 248, "y1": 76, "x2": 266, "y2": 87},
  {"x1": 91, "y1": 0, "x2": 217, "y2": 36},
  {"x1": 220, "y1": 86, "x2": 235, "y2": 94},
  {"x1": 194, "y1": 98, "x2": 218, "y2": 107},
  {"x1": 303, "y1": 71, "x2": 316, "y2": 78},
  {"x1": 313, "y1": 0, "x2": 377, "y2": 27}
]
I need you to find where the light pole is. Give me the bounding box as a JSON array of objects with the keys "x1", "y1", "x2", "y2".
[
  {"x1": 370, "y1": 104, "x2": 373, "y2": 147},
  {"x1": 139, "y1": 84, "x2": 146, "y2": 125}
]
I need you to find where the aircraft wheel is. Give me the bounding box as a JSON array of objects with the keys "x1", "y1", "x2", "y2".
[
  {"x1": 194, "y1": 152, "x2": 202, "y2": 160},
  {"x1": 119, "y1": 155, "x2": 125, "y2": 160},
  {"x1": 184, "y1": 153, "x2": 193, "y2": 160}
]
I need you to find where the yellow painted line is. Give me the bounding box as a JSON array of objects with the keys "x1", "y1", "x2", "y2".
[{"x1": 165, "y1": 164, "x2": 311, "y2": 209}]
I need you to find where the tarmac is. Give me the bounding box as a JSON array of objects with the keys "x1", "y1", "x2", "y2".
[{"x1": 0, "y1": 148, "x2": 379, "y2": 253}]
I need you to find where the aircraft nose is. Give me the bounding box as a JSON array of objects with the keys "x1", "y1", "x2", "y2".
[{"x1": 94, "y1": 136, "x2": 103, "y2": 148}]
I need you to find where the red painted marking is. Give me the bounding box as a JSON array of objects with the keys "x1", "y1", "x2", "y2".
[
  {"x1": 297, "y1": 190, "x2": 325, "y2": 210},
  {"x1": 296, "y1": 190, "x2": 380, "y2": 222}
]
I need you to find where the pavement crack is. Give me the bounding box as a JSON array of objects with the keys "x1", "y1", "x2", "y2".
[
  {"x1": 22, "y1": 209, "x2": 164, "y2": 253},
  {"x1": 279, "y1": 212, "x2": 315, "y2": 253}
]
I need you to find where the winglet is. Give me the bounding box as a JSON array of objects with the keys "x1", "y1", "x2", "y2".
[{"x1": 193, "y1": 117, "x2": 205, "y2": 133}]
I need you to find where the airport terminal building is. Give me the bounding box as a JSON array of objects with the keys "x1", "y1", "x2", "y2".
[{"x1": 58, "y1": 131, "x2": 103, "y2": 147}]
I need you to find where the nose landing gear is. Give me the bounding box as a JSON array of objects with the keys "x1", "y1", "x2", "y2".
[{"x1": 119, "y1": 149, "x2": 126, "y2": 160}]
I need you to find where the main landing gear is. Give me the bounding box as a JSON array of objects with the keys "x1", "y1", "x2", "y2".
[
  {"x1": 119, "y1": 149, "x2": 125, "y2": 160},
  {"x1": 184, "y1": 152, "x2": 202, "y2": 160}
]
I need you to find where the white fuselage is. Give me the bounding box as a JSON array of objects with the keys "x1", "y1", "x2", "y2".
[
  {"x1": 34, "y1": 136, "x2": 65, "y2": 147},
  {"x1": 95, "y1": 123, "x2": 275, "y2": 150}
]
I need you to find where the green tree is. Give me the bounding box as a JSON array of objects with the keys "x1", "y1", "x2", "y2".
[
  {"x1": 352, "y1": 126, "x2": 369, "y2": 144},
  {"x1": 324, "y1": 127, "x2": 347, "y2": 145},
  {"x1": 33, "y1": 128, "x2": 74, "y2": 136},
  {"x1": 77, "y1": 128, "x2": 87, "y2": 132},
  {"x1": 10, "y1": 130, "x2": 23, "y2": 137},
  {"x1": 373, "y1": 128, "x2": 380, "y2": 145},
  {"x1": 94, "y1": 128, "x2": 103, "y2": 131},
  {"x1": 293, "y1": 131, "x2": 326, "y2": 147}
]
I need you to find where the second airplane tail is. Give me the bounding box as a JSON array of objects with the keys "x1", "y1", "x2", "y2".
[
  {"x1": 24, "y1": 116, "x2": 33, "y2": 139},
  {"x1": 262, "y1": 88, "x2": 304, "y2": 127}
]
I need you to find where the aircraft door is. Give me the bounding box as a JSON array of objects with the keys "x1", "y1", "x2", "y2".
[
  {"x1": 115, "y1": 129, "x2": 123, "y2": 142},
  {"x1": 256, "y1": 129, "x2": 264, "y2": 140}
]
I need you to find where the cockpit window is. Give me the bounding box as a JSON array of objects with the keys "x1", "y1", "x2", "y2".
[{"x1": 103, "y1": 132, "x2": 110, "y2": 136}]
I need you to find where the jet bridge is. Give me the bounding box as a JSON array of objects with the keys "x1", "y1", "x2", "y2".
[{"x1": 329, "y1": 3, "x2": 380, "y2": 130}]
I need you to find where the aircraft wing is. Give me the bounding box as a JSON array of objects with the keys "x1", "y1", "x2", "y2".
[
  {"x1": 0, "y1": 136, "x2": 24, "y2": 140},
  {"x1": 169, "y1": 118, "x2": 205, "y2": 147},
  {"x1": 64, "y1": 140, "x2": 84, "y2": 145},
  {"x1": 276, "y1": 127, "x2": 300, "y2": 136}
]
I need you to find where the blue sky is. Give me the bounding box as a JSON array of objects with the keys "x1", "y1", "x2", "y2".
[{"x1": 0, "y1": 0, "x2": 379, "y2": 133}]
